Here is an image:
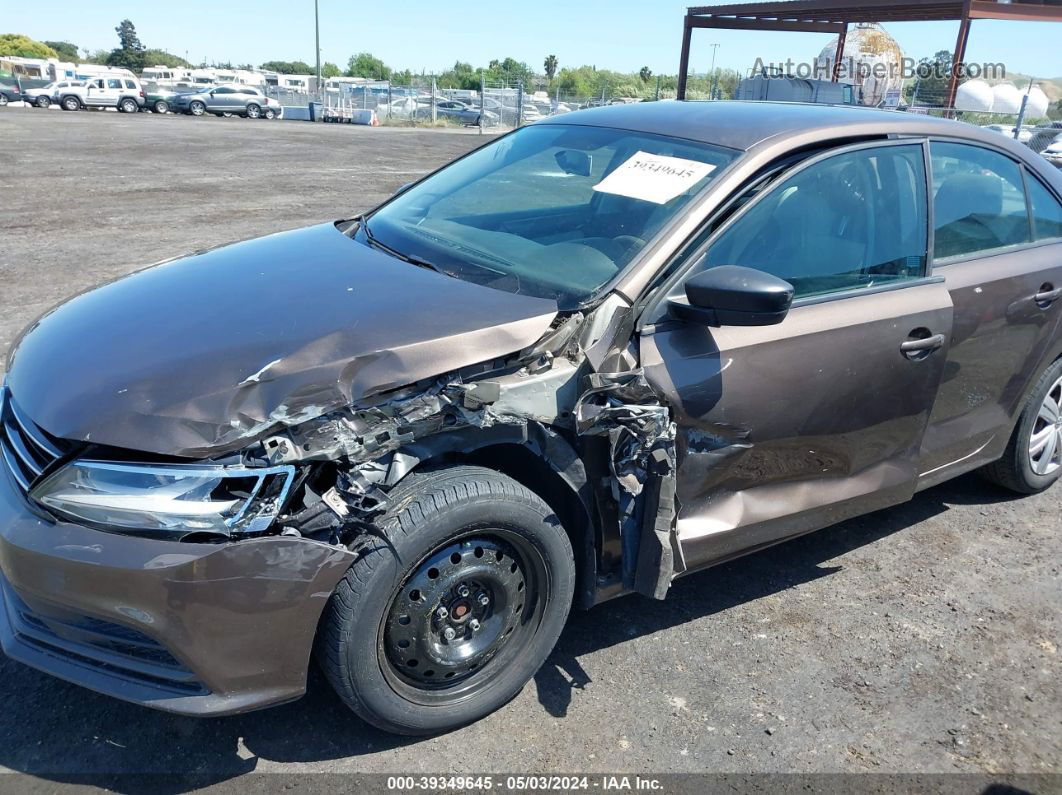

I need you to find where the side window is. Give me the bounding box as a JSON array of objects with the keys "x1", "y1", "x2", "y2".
[
  {"x1": 1027, "y1": 174, "x2": 1062, "y2": 241},
  {"x1": 931, "y1": 142, "x2": 1030, "y2": 259},
  {"x1": 693, "y1": 144, "x2": 928, "y2": 299},
  {"x1": 107, "y1": 78, "x2": 122, "y2": 89},
  {"x1": 124, "y1": 80, "x2": 136, "y2": 89}
]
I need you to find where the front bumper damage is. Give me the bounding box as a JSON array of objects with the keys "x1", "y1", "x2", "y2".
[{"x1": 0, "y1": 473, "x2": 356, "y2": 715}]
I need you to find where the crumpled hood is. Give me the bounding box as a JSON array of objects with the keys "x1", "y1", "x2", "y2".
[{"x1": 7, "y1": 222, "x2": 557, "y2": 457}]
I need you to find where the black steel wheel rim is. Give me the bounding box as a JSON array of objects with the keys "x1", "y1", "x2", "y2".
[{"x1": 380, "y1": 528, "x2": 547, "y2": 706}]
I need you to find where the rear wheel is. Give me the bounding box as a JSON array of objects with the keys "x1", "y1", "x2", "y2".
[
  {"x1": 119, "y1": 98, "x2": 138, "y2": 114},
  {"x1": 36, "y1": 96, "x2": 51, "y2": 109},
  {"x1": 982, "y1": 358, "x2": 1062, "y2": 493},
  {"x1": 61, "y1": 96, "x2": 80, "y2": 111},
  {"x1": 317, "y1": 465, "x2": 575, "y2": 735},
  {"x1": 189, "y1": 100, "x2": 205, "y2": 116},
  {"x1": 245, "y1": 103, "x2": 261, "y2": 119}
]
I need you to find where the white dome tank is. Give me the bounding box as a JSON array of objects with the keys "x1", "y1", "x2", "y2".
[
  {"x1": 955, "y1": 79, "x2": 994, "y2": 112},
  {"x1": 992, "y1": 83, "x2": 1023, "y2": 115},
  {"x1": 814, "y1": 23, "x2": 904, "y2": 106},
  {"x1": 1025, "y1": 86, "x2": 1050, "y2": 119}
]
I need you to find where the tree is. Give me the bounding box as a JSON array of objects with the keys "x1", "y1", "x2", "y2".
[
  {"x1": 142, "y1": 48, "x2": 191, "y2": 68},
  {"x1": 911, "y1": 49, "x2": 962, "y2": 107},
  {"x1": 346, "y1": 52, "x2": 390, "y2": 80},
  {"x1": 84, "y1": 48, "x2": 110, "y2": 64},
  {"x1": 321, "y1": 61, "x2": 341, "y2": 78},
  {"x1": 639, "y1": 66, "x2": 652, "y2": 82},
  {"x1": 44, "y1": 40, "x2": 80, "y2": 61},
  {"x1": 0, "y1": 34, "x2": 58, "y2": 59},
  {"x1": 544, "y1": 54, "x2": 558, "y2": 81},
  {"x1": 106, "y1": 19, "x2": 145, "y2": 71},
  {"x1": 260, "y1": 60, "x2": 313, "y2": 74}
]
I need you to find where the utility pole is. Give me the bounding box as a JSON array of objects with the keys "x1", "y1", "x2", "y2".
[
  {"x1": 314, "y1": 0, "x2": 322, "y2": 100},
  {"x1": 708, "y1": 43, "x2": 719, "y2": 100}
]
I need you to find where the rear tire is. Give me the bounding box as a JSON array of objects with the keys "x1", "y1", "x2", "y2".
[
  {"x1": 189, "y1": 100, "x2": 205, "y2": 116},
  {"x1": 60, "y1": 96, "x2": 80, "y2": 111},
  {"x1": 317, "y1": 465, "x2": 575, "y2": 735},
  {"x1": 982, "y1": 358, "x2": 1062, "y2": 494},
  {"x1": 36, "y1": 96, "x2": 50, "y2": 109},
  {"x1": 245, "y1": 103, "x2": 261, "y2": 119},
  {"x1": 119, "y1": 98, "x2": 138, "y2": 114}
]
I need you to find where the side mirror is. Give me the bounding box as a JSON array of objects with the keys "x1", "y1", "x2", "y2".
[
  {"x1": 669, "y1": 265, "x2": 794, "y2": 327},
  {"x1": 555, "y1": 149, "x2": 592, "y2": 177}
]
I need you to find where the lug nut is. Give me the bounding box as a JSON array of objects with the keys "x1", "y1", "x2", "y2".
[
  {"x1": 443, "y1": 626, "x2": 456, "y2": 641},
  {"x1": 457, "y1": 584, "x2": 470, "y2": 598},
  {"x1": 436, "y1": 606, "x2": 449, "y2": 620},
  {"x1": 478, "y1": 593, "x2": 490, "y2": 607},
  {"x1": 469, "y1": 618, "x2": 481, "y2": 632}
]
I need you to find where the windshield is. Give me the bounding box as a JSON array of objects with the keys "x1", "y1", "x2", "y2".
[{"x1": 364, "y1": 124, "x2": 738, "y2": 308}]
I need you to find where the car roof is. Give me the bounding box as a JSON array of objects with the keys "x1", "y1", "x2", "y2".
[{"x1": 543, "y1": 100, "x2": 1024, "y2": 154}]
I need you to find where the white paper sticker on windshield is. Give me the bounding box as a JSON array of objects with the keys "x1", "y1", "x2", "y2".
[{"x1": 592, "y1": 151, "x2": 717, "y2": 205}]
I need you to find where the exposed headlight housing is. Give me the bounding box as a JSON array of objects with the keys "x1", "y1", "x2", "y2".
[{"x1": 30, "y1": 460, "x2": 295, "y2": 539}]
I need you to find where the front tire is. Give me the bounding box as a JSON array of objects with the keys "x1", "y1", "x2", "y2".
[
  {"x1": 0, "y1": 95, "x2": 7, "y2": 107},
  {"x1": 982, "y1": 358, "x2": 1062, "y2": 493},
  {"x1": 318, "y1": 465, "x2": 575, "y2": 735},
  {"x1": 153, "y1": 100, "x2": 169, "y2": 114},
  {"x1": 264, "y1": 108, "x2": 276, "y2": 120},
  {"x1": 36, "y1": 96, "x2": 51, "y2": 108}
]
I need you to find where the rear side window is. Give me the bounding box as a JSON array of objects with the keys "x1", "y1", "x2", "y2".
[
  {"x1": 1027, "y1": 175, "x2": 1062, "y2": 241},
  {"x1": 931, "y1": 142, "x2": 1030, "y2": 259},
  {"x1": 697, "y1": 143, "x2": 928, "y2": 298},
  {"x1": 124, "y1": 80, "x2": 136, "y2": 89},
  {"x1": 107, "y1": 78, "x2": 122, "y2": 89}
]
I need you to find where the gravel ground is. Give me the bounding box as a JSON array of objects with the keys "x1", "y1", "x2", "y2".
[{"x1": 0, "y1": 109, "x2": 1059, "y2": 786}]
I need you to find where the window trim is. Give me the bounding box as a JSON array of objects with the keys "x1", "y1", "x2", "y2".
[
  {"x1": 927, "y1": 136, "x2": 1047, "y2": 269},
  {"x1": 640, "y1": 137, "x2": 932, "y2": 325},
  {"x1": 1024, "y1": 165, "x2": 1062, "y2": 244}
]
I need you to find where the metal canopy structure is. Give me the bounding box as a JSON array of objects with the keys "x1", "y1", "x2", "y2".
[{"x1": 677, "y1": 0, "x2": 1062, "y2": 107}]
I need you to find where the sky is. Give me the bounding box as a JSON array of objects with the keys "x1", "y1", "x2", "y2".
[{"x1": 5, "y1": 0, "x2": 1059, "y2": 80}]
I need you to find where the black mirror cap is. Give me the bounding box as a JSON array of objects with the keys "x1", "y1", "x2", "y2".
[{"x1": 671, "y1": 265, "x2": 794, "y2": 327}]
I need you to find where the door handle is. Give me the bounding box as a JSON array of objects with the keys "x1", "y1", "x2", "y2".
[
  {"x1": 1034, "y1": 285, "x2": 1062, "y2": 307},
  {"x1": 900, "y1": 332, "x2": 945, "y2": 359}
]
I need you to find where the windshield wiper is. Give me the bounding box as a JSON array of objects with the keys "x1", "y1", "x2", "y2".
[{"x1": 357, "y1": 215, "x2": 452, "y2": 277}]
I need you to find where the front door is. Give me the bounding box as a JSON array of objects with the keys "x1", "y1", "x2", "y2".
[{"x1": 639, "y1": 141, "x2": 954, "y2": 571}]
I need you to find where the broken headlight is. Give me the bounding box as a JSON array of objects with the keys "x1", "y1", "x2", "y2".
[{"x1": 30, "y1": 460, "x2": 295, "y2": 538}]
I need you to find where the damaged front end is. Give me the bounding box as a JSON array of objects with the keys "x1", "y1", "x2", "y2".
[{"x1": 240, "y1": 296, "x2": 685, "y2": 605}]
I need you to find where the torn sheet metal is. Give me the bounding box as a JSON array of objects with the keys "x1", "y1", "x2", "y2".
[{"x1": 6, "y1": 222, "x2": 558, "y2": 458}]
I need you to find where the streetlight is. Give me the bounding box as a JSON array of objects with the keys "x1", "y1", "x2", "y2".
[
  {"x1": 314, "y1": 0, "x2": 321, "y2": 98},
  {"x1": 708, "y1": 43, "x2": 720, "y2": 100}
]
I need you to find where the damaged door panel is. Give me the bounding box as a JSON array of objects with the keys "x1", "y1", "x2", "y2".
[{"x1": 641, "y1": 281, "x2": 954, "y2": 572}]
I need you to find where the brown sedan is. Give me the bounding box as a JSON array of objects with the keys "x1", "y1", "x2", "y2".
[{"x1": 1, "y1": 101, "x2": 1060, "y2": 734}]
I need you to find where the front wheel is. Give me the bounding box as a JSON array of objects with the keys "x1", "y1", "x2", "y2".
[
  {"x1": 317, "y1": 465, "x2": 575, "y2": 735},
  {"x1": 0, "y1": 95, "x2": 7, "y2": 107},
  {"x1": 36, "y1": 96, "x2": 51, "y2": 109},
  {"x1": 153, "y1": 100, "x2": 169, "y2": 114},
  {"x1": 982, "y1": 358, "x2": 1062, "y2": 493},
  {"x1": 264, "y1": 108, "x2": 276, "y2": 120}
]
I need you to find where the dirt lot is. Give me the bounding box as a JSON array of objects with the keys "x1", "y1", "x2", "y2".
[{"x1": 0, "y1": 109, "x2": 1059, "y2": 785}]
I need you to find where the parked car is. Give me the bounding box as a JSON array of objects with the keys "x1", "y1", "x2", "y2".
[
  {"x1": 22, "y1": 81, "x2": 83, "y2": 109},
  {"x1": 0, "y1": 82, "x2": 20, "y2": 106},
  {"x1": 173, "y1": 85, "x2": 281, "y2": 119},
  {"x1": 58, "y1": 75, "x2": 145, "y2": 113},
  {"x1": 1044, "y1": 140, "x2": 1062, "y2": 169},
  {"x1": 141, "y1": 85, "x2": 180, "y2": 114},
  {"x1": 416, "y1": 99, "x2": 496, "y2": 126},
  {"x1": 3, "y1": 102, "x2": 1062, "y2": 736}
]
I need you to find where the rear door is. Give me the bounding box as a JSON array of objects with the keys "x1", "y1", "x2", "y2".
[
  {"x1": 917, "y1": 141, "x2": 1062, "y2": 483},
  {"x1": 84, "y1": 78, "x2": 108, "y2": 106},
  {"x1": 639, "y1": 140, "x2": 954, "y2": 570}
]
